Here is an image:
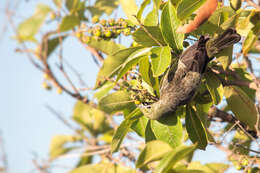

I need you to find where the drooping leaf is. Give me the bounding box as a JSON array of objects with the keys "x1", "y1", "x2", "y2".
[
  {"x1": 42, "y1": 36, "x2": 66, "y2": 58},
  {"x1": 177, "y1": 0, "x2": 206, "y2": 20},
  {"x1": 150, "y1": 114, "x2": 183, "y2": 148},
  {"x1": 59, "y1": 15, "x2": 80, "y2": 32},
  {"x1": 161, "y1": 2, "x2": 184, "y2": 52},
  {"x1": 98, "y1": 91, "x2": 135, "y2": 114},
  {"x1": 70, "y1": 163, "x2": 136, "y2": 173},
  {"x1": 95, "y1": 47, "x2": 142, "y2": 88},
  {"x1": 131, "y1": 116, "x2": 149, "y2": 137},
  {"x1": 87, "y1": 0, "x2": 119, "y2": 17},
  {"x1": 136, "y1": 140, "x2": 173, "y2": 168},
  {"x1": 116, "y1": 47, "x2": 152, "y2": 81},
  {"x1": 132, "y1": 26, "x2": 166, "y2": 47},
  {"x1": 94, "y1": 82, "x2": 115, "y2": 101},
  {"x1": 139, "y1": 56, "x2": 160, "y2": 95},
  {"x1": 49, "y1": 135, "x2": 80, "y2": 159},
  {"x1": 185, "y1": 106, "x2": 208, "y2": 150},
  {"x1": 137, "y1": 0, "x2": 151, "y2": 20},
  {"x1": 215, "y1": 46, "x2": 233, "y2": 70},
  {"x1": 65, "y1": 0, "x2": 80, "y2": 12},
  {"x1": 119, "y1": 0, "x2": 138, "y2": 24},
  {"x1": 145, "y1": 120, "x2": 157, "y2": 142},
  {"x1": 73, "y1": 101, "x2": 110, "y2": 134},
  {"x1": 88, "y1": 39, "x2": 125, "y2": 55},
  {"x1": 17, "y1": 4, "x2": 52, "y2": 41},
  {"x1": 224, "y1": 86, "x2": 258, "y2": 129},
  {"x1": 154, "y1": 145, "x2": 196, "y2": 173},
  {"x1": 243, "y1": 22, "x2": 260, "y2": 55},
  {"x1": 144, "y1": 8, "x2": 158, "y2": 26},
  {"x1": 150, "y1": 46, "x2": 171, "y2": 77},
  {"x1": 111, "y1": 108, "x2": 142, "y2": 152},
  {"x1": 204, "y1": 72, "x2": 224, "y2": 105}
]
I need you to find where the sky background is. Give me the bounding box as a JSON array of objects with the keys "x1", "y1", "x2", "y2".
[{"x1": 0, "y1": 0, "x2": 247, "y2": 172}]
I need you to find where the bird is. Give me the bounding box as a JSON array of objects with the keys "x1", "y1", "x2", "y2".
[{"x1": 142, "y1": 28, "x2": 241, "y2": 120}]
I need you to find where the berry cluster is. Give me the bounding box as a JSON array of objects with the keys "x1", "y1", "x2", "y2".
[{"x1": 76, "y1": 17, "x2": 134, "y2": 43}]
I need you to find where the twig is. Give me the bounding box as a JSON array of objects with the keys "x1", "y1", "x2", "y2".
[{"x1": 0, "y1": 131, "x2": 8, "y2": 173}]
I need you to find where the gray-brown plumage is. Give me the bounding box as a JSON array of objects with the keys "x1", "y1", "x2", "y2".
[{"x1": 142, "y1": 28, "x2": 241, "y2": 120}]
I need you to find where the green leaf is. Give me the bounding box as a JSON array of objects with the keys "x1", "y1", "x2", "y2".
[
  {"x1": 98, "y1": 91, "x2": 135, "y2": 114},
  {"x1": 144, "y1": 8, "x2": 158, "y2": 26},
  {"x1": 137, "y1": 0, "x2": 151, "y2": 20},
  {"x1": 185, "y1": 106, "x2": 207, "y2": 150},
  {"x1": 59, "y1": 15, "x2": 80, "y2": 32},
  {"x1": 119, "y1": 0, "x2": 138, "y2": 24},
  {"x1": 88, "y1": 39, "x2": 125, "y2": 55},
  {"x1": 65, "y1": 0, "x2": 80, "y2": 12},
  {"x1": 94, "y1": 82, "x2": 115, "y2": 101},
  {"x1": 145, "y1": 120, "x2": 157, "y2": 142},
  {"x1": 17, "y1": 4, "x2": 52, "y2": 41},
  {"x1": 139, "y1": 57, "x2": 160, "y2": 95},
  {"x1": 111, "y1": 108, "x2": 142, "y2": 152},
  {"x1": 49, "y1": 135, "x2": 79, "y2": 159},
  {"x1": 73, "y1": 101, "x2": 110, "y2": 134},
  {"x1": 150, "y1": 46, "x2": 171, "y2": 77},
  {"x1": 220, "y1": 9, "x2": 241, "y2": 30},
  {"x1": 224, "y1": 86, "x2": 258, "y2": 129},
  {"x1": 205, "y1": 163, "x2": 229, "y2": 173},
  {"x1": 215, "y1": 46, "x2": 233, "y2": 70},
  {"x1": 177, "y1": 0, "x2": 206, "y2": 20},
  {"x1": 136, "y1": 140, "x2": 173, "y2": 168},
  {"x1": 170, "y1": 0, "x2": 182, "y2": 6},
  {"x1": 88, "y1": 0, "x2": 119, "y2": 17},
  {"x1": 161, "y1": 2, "x2": 184, "y2": 52},
  {"x1": 95, "y1": 47, "x2": 142, "y2": 88},
  {"x1": 70, "y1": 163, "x2": 136, "y2": 173},
  {"x1": 116, "y1": 47, "x2": 152, "y2": 81},
  {"x1": 155, "y1": 145, "x2": 196, "y2": 173},
  {"x1": 131, "y1": 116, "x2": 149, "y2": 137},
  {"x1": 204, "y1": 72, "x2": 224, "y2": 105},
  {"x1": 53, "y1": 0, "x2": 63, "y2": 8},
  {"x1": 132, "y1": 26, "x2": 166, "y2": 47},
  {"x1": 243, "y1": 22, "x2": 260, "y2": 55},
  {"x1": 42, "y1": 36, "x2": 66, "y2": 58},
  {"x1": 150, "y1": 114, "x2": 183, "y2": 148}
]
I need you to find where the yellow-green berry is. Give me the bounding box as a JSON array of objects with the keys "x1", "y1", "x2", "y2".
[
  {"x1": 57, "y1": 87, "x2": 63, "y2": 94},
  {"x1": 92, "y1": 16, "x2": 99, "y2": 24},
  {"x1": 104, "y1": 30, "x2": 112, "y2": 37},
  {"x1": 123, "y1": 28, "x2": 131, "y2": 36},
  {"x1": 122, "y1": 21, "x2": 128, "y2": 28},
  {"x1": 42, "y1": 82, "x2": 52, "y2": 90},
  {"x1": 99, "y1": 19, "x2": 107, "y2": 26},
  {"x1": 50, "y1": 12, "x2": 56, "y2": 20},
  {"x1": 43, "y1": 73, "x2": 50, "y2": 80},
  {"x1": 116, "y1": 29, "x2": 121, "y2": 34},
  {"x1": 134, "y1": 100, "x2": 141, "y2": 105},
  {"x1": 108, "y1": 18, "x2": 115, "y2": 26},
  {"x1": 75, "y1": 32, "x2": 82, "y2": 39},
  {"x1": 82, "y1": 35, "x2": 90, "y2": 43},
  {"x1": 241, "y1": 159, "x2": 249, "y2": 166},
  {"x1": 93, "y1": 30, "x2": 101, "y2": 37},
  {"x1": 132, "y1": 41, "x2": 139, "y2": 47}
]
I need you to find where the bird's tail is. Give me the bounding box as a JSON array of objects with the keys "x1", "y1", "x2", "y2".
[{"x1": 206, "y1": 28, "x2": 241, "y2": 57}]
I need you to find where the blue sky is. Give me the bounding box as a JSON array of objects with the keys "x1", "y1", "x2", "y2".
[{"x1": 0, "y1": 0, "x2": 246, "y2": 172}]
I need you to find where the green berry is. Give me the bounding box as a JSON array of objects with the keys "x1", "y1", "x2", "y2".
[
  {"x1": 116, "y1": 29, "x2": 121, "y2": 34},
  {"x1": 134, "y1": 100, "x2": 141, "y2": 105},
  {"x1": 104, "y1": 30, "x2": 112, "y2": 38},
  {"x1": 108, "y1": 18, "x2": 115, "y2": 26},
  {"x1": 99, "y1": 19, "x2": 107, "y2": 26},
  {"x1": 132, "y1": 41, "x2": 139, "y2": 47},
  {"x1": 92, "y1": 16, "x2": 99, "y2": 24},
  {"x1": 42, "y1": 82, "x2": 52, "y2": 90},
  {"x1": 93, "y1": 30, "x2": 101, "y2": 37},
  {"x1": 75, "y1": 32, "x2": 82, "y2": 39},
  {"x1": 123, "y1": 28, "x2": 131, "y2": 36},
  {"x1": 117, "y1": 18, "x2": 124, "y2": 25},
  {"x1": 122, "y1": 21, "x2": 128, "y2": 28},
  {"x1": 50, "y1": 12, "x2": 56, "y2": 20},
  {"x1": 57, "y1": 87, "x2": 63, "y2": 94},
  {"x1": 241, "y1": 159, "x2": 249, "y2": 166},
  {"x1": 82, "y1": 36, "x2": 90, "y2": 43}
]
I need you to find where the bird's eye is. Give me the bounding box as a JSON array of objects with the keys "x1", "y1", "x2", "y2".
[{"x1": 147, "y1": 106, "x2": 151, "y2": 109}]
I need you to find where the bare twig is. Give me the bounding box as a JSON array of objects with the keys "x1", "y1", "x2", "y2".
[{"x1": 0, "y1": 131, "x2": 8, "y2": 173}]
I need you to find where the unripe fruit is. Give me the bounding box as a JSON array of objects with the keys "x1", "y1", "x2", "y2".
[
  {"x1": 116, "y1": 29, "x2": 121, "y2": 34},
  {"x1": 93, "y1": 30, "x2": 101, "y2": 37},
  {"x1": 122, "y1": 21, "x2": 128, "y2": 28},
  {"x1": 82, "y1": 35, "x2": 90, "y2": 43},
  {"x1": 134, "y1": 100, "x2": 141, "y2": 105},
  {"x1": 42, "y1": 82, "x2": 52, "y2": 90},
  {"x1": 57, "y1": 87, "x2": 63, "y2": 94},
  {"x1": 92, "y1": 16, "x2": 99, "y2": 24},
  {"x1": 104, "y1": 30, "x2": 112, "y2": 37},
  {"x1": 108, "y1": 18, "x2": 115, "y2": 26},
  {"x1": 43, "y1": 73, "x2": 50, "y2": 80},
  {"x1": 50, "y1": 12, "x2": 56, "y2": 20},
  {"x1": 241, "y1": 159, "x2": 249, "y2": 166},
  {"x1": 123, "y1": 28, "x2": 131, "y2": 36},
  {"x1": 75, "y1": 32, "x2": 82, "y2": 39},
  {"x1": 132, "y1": 41, "x2": 139, "y2": 47},
  {"x1": 99, "y1": 19, "x2": 107, "y2": 26}
]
